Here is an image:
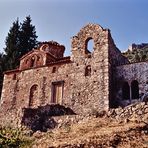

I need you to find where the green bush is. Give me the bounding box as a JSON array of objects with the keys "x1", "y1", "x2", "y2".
[{"x1": 0, "y1": 126, "x2": 32, "y2": 147}]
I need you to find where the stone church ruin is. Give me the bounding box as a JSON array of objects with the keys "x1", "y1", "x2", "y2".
[{"x1": 0, "y1": 23, "x2": 147, "y2": 117}]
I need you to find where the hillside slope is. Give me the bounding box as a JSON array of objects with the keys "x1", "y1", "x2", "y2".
[
  {"x1": 31, "y1": 116, "x2": 148, "y2": 148},
  {"x1": 123, "y1": 45, "x2": 148, "y2": 62}
]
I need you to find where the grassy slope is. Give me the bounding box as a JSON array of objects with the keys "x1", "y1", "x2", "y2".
[{"x1": 31, "y1": 116, "x2": 148, "y2": 148}]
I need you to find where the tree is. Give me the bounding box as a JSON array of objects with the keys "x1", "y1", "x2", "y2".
[
  {"x1": 19, "y1": 15, "x2": 38, "y2": 57},
  {"x1": 4, "y1": 18, "x2": 20, "y2": 70},
  {"x1": 0, "y1": 16, "x2": 38, "y2": 97},
  {"x1": 3, "y1": 16, "x2": 38, "y2": 70}
]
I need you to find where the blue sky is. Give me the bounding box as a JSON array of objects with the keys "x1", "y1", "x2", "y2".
[{"x1": 0, "y1": 0, "x2": 148, "y2": 55}]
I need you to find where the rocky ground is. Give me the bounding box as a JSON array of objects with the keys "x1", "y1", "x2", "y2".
[
  {"x1": 0, "y1": 103, "x2": 147, "y2": 147},
  {"x1": 29, "y1": 115, "x2": 148, "y2": 148}
]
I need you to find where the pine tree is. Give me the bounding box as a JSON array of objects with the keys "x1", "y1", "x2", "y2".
[
  {"x1": 0, "y1": 16, "x2": 38, "y2": 97},
  {"x1": 19, "y1": 15, "x2": 38, "y2": 57},
  {"x1": 4, "y1": 18, "x2": 20, "y2": 70}
]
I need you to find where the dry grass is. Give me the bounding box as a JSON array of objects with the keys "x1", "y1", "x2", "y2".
[{"x1": 31, "y1": 117, "x2": 148, "y2": 148}]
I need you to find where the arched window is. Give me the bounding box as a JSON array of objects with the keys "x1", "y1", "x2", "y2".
[
  {"x1": 30, "y1": 57, "x2": 35, "y2": 68},
  {"x1": 52, "y1": 67, "x2": 56, "y2": 73},
  {"x1": 131, "y1": 80, "x2": 139, "y2": 99},
  {"x1": 29, "y1": 84, "x2": 38, "y2": 107},
  {"x1": 85, "y1": 38, "x2": 94, "y2": 54},
  {"x1": 122, "y1": 82, "x2": 130, "y2": 100},
  {"x1": 85, "y1": 65, "x2": 91, "y2": 76}
]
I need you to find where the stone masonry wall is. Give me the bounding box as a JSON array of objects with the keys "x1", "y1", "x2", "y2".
[
  {"x1": 115, "y1": 61, "x2": 148, "y2": 107},
  {"x1": 1, "y1": 23, "x2": 147, "y2": 128},
  {"x1": 1, "y1": 62, "x2": 73, "y2": 111},
  {"x1": 0, "y1": 23, "x2": 113, "y2": 117},
  {"x1": 71, "y1": 24, "x2": 110, "y2": 113},
  {"x1": 0, "y1": 101, "x2": 147, "y2": 129},
  {"x1": 53, "y1": 101, "x2": 148, "y2": 128},
  {"x1": 108, "y1": 101, "x2": 148, "y2": 122},
  {"x1": 108, "y1": 30, "x2": 129, "y2": 108}
]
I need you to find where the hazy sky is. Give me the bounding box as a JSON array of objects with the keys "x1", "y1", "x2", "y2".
[{"x1": 0, "y1": 0, "x2": 148, "y2": 55}]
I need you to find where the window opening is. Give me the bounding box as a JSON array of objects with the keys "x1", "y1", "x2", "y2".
[
  {"x1": 85, "y1": 65, "x2": 91, "y2": 76},
  {"x1": 52, "y1": 67, "x2": 56, "y2": 73},
  {"x1": 85, "y1": 38, "x2": 94, "y2": 53},
  {"x1": 30, "y1": 57, "x2": 35, "y2": 68}
]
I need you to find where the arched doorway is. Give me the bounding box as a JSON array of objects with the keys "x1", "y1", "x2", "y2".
[{"x1": 29, "y1": 84, "x2": 38, "y2": 107}]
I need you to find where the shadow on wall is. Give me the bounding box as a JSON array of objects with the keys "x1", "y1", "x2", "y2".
[{"x1": 21, "y1": 104, "x2": 76, "y2": 132}]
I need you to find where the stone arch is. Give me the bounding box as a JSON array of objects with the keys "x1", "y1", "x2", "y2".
[
  {"x1": 40, "y1": 44, "x2": 49, "y2": 51},
  {"x1": 85, "y1": 37, "x2": 94, "y2": 54},
  {"x1": 131, "y1": 80, "x2": 139, "y2": 99},
  {"x1": 30, "y1": 57, "x2": 35, "y2": 68},
  {"x1": 122, "y1": 81, "x2": 130, "y2": 100},
  {"x1": 85, "y1": 65, "x2": 91, "y2": 76},
  {"x1": 36, "y1": 54, "x2": 44, "y2": 66},
  {"x1": 71, "y1": 23, "x2": 108, "y2": 59},
  {"x1": 29, "y1": 84, "x2": 39, "y2": 107},
  {"x1": 29, "y1": 54, "x2": 44, "y2": 68}
]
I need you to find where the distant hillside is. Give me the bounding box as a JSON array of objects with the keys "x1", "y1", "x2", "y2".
[{"x1": 122, "y1": 43, "x2": 148, "y2": 63}]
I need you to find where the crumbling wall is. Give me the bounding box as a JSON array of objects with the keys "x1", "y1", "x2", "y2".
[
  {"x1": 108, "y1": 30, "x2": 129, "y2": 108},
  {"x1": 2, "y1": 23, "x2": 146, "y2": 124},
  {"x1": 108, "y1": 102, "x2": 148, "y2": 122},
  {"x1": 108, "y1": 31, "x2": 129, "y2": 67},
  {"x1": 53, "y1": 102, "x2": 148, "y2": 128},
  {"x1": 21, "y1": 104, "x2": 75, "y2": 132},
  {"x1": 71, "y1": 23, "x2": 110, "y2": 113},
  {"x1": 1, "y1": 23, "x2": 112, "y2": 116}
]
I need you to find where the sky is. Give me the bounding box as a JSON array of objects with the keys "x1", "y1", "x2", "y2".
[{"x1": 0, "y1": 0, "x2": 148, "y2": 56}]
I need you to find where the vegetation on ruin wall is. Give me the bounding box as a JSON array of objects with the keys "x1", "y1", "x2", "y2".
[
  {"x1": 122, "y1": 46, "x2": 148, "y2": 62},
  {"x1": 0, "y1": 126, "x2": 33, "y2": 147}
]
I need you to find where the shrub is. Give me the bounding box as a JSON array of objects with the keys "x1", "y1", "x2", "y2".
[{"x1": 0, "y1": 126, "x2": 32, "y2": 147}]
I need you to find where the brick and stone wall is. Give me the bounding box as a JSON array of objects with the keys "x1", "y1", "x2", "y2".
[
  {"x1": 0, "y1": 23, "x2": 115, "y2": 116},
  {"x1": 1, "y1": 62, "x2": 73, "y2": 110},
  {"x1": 71, "y1": 24, "x2": 110, "y2": 113},
  {"x1": 0, "y1": 23, "x2": 147, "y2": 127}
]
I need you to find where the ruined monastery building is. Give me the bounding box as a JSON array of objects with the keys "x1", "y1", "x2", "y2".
[{"x1": 1, "y1": 23, "x2": 147, "y2": 114}]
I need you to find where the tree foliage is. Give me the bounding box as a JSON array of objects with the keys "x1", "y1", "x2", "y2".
[
  {"x1": 4, "y1": 16, "x2": 38, "y2": 70},
  {"x1": 122, "y1": 45, "x2": 148, "y2": 63},
  {"x1": 4, "y1": 18, "x2": 20, "y2": 70},
  {"x1": 19, "y1": 16, "x2": 38, "y2": 57}
]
